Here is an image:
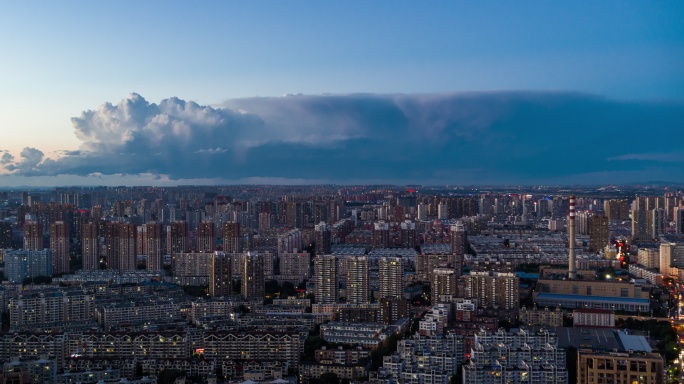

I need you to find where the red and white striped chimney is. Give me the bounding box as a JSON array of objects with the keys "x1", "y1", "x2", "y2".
[{"x1": 568, "y1": 195, "x2": 577, "y2": 279}]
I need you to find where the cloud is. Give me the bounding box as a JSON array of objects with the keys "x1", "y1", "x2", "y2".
[
  {"x1": 607, "y1": 152, "x2": 684, "y2": 163},
  {"x1": 0, "y1": 152, "x2": 14, "y2": 164},
  {"x1": 4, "y1": 147, "x2": 44, "y2": 174},
  {"x1": 3, "y1": 92, "x2": 683, "y2": 184},
  {"x1": 195, "y1": 148, "x2": 228, "y2": 154}
]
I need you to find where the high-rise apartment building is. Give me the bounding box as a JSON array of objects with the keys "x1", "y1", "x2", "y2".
[
  {"x1": 49, "y1": 221, "x2": 70, "y2": 275},
  {"x1": 261, "y1": 251, "x2": 276, "y2": 278},
  {"x1": 23, "y1": 221, "x2": 43, "y2": 250},
  {"x1": 5, "y1": 249, "x2": 52, "y2": 283},
  {"x1": 314, "y1": 202, "x2": 329, "y2": 224},
  {"x1": 314, "y1": 222, "x2": 331, "y2": 255},
  {"x1": 286, "y1": 201, "x2": 303, "y2": 229},
  {"x1": 222, "y1": 222, "x2": 241, "y2": 253},
  {"x1": 635, "y1": 195, "x2": 662, "y2": 211},
  {"x1": 170, "y1": 251, "x2": 212, "y2": 286},
  {"x1": 81, "y1": 222, "x2": 99, "y2": 271},
  {"x1": 399, "y1": 220, "x2": 416, "y2": 248},
  {"x1": 103, "y1": 222, "x2": 119, "y2": 270},
  {"x1": 117, "y1": 223, "x2": 137, "y2": 271},
  {"x1": 417, "y1": 203, "x2": 427, "y2": 221},
  {"x1": 0, "y1": 222, "x2": 12, "y2": 248},
  {"x1": 450, "y1": 222, "x2": 467, "y2": 277},
  {"x1": 393, "y1": 205, "x2": 405, "y2": 223},
  {"x1": 209, "y1": 252, "x2": 232, "y2": 297},
  {"x1": 431, "y1": 268, "x2": 458, "y2": 302},
  {"x1": 665, "y1": 194, "x2": 679, "y2": 221},
  {"x1": 141, "y1": 222, "x2": 163, "y2": 271},
  {"x1": 280, "y1": 252, "x2": 311, "y2": 281},
  {"x1": 462, "y1": 271, "x2": 519, "y2": 310},
  {"x1": 258, "y1": 212, "x2": 272, "y2": 231},
  {"x1": 575, "y1": 211, "x2": 591, "y2": 235},
  {"x1": 637, "y1": 248, "x2": 660, "y2": 269},
  {"x1": 631, "y1": 209, "x2": 649, "y2": 240},
  {"x1": 197, "y1": 221, "x2": 216, "y2": 253},
  {"x1": 676, "y1": 207, "x2": 684, "y2": 234},
  {"x1": 648, "y1": 209, "x2": 665, "y2": 240},
  {"x1": 277, "y1": 229, "x2": 302, "y2": 255},
  {"x1": 535, "y1": 198, "x2": 548, "y2": 218},
  {"x1": 241, "y1": 252, "x2": 265, "y2": 299},
  {"x1": 378, "y1": 256, "x2": 404, "y2": 300},
  {"x1": 345, "y1": 256, "x2": 369, "y2": 304},
  {"x1": 416, "y1": 253, "x2": 455, "y2": 281},
  {"x1": 604, "y1": 199, "x2": 630, "y2": 220},
  {"x1": 588, "y1": 215, "x2": 609, "y2": 252},
  {"x1": 166, "y1": 221, "x2": 188, "y2": 257},
  {"x1": 660, "y1": 242, "x2": 684, "y2": 278},
  {"x1": 314, "y1": 255, "x2": 338, "y2": 304},
  {"x1": 373, "y1": 221, "x2": 390, "y2": 248},
  {"x1": 380, "y1": 296, "x2": 409, "y2": 324},
  {"x1": 437, "y1": 203, "x2": 448, "y2": 220}
]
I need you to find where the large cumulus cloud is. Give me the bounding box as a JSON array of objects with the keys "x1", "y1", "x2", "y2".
[{"x1": 3, "y1": 92, "x2": 683, "y2": 184}]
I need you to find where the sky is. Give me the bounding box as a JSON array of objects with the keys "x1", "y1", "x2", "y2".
[{"x1": 0, "y1": 1, "x2": 683, "y2": 186}]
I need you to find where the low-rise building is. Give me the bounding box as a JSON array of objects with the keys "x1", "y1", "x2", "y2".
[
  {"x1": 628, "y1": 264, "x2": 663, "y2": 285},
  {"x1": 577, "y1": 349, "x2": 664, "y2": 384},
  {"x1": 320, "y1": 322, "x2": 387, "y2": 349},
  {"x1": 299, "y1": 362, "x2": 367, "y2": 382},
  {"x1": 519, "y1": 306, "x2": 563, "y2": 327},
  {"x1": 96, "y1": 298, "x2": 186, "y2": 329},
  {"x1": 8, "y1": 288, "x2": 95, "y2": 330},
  {"x1": 573, "y1": 308, "x2": 615, "y2": 328},
  {"x1": 462, "y1": 328, "x2": 568, "y2": 384}
]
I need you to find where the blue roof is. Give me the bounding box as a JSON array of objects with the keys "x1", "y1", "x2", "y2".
[
  {"x1": 617, "y1": 331, "x2": 652, "y2": 352},
  {"x1": 516, "y1": 272, "x2": 540, "y2": 279},
  {"x1": 536, "y1": 293, "x2": 649, "y2": 304}
]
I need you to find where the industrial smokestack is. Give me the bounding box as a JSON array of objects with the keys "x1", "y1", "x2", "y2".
[{"x1": 568, "y1": 195, "x2": 577, "y2": 279}]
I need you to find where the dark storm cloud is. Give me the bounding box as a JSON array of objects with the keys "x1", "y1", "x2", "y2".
[{"x1": 3, "y1": 92, "x2": 683, "y2": 184}]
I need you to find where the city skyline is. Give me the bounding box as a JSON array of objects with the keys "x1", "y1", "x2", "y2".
[
  {"x1": 1, "y1": 2, "x2": 683, "y2": 186},
  {"x1": 1, "y1": 179, "x2": 682, "y2": 382}
]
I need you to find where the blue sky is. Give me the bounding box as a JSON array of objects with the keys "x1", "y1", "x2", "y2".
[{"x1": 1, "y1": 2, "x2": 683, "y2": 185}]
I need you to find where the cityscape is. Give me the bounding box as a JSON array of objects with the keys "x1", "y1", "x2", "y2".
[
  {"x1": 0, "y1": 184, "x2": 683, "y2": 384},
  {"x1": 1, "y1": 2, "x2": 683, "y2": 384}
]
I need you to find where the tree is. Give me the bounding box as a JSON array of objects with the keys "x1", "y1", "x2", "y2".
[
  {"x1": 319, "y1": 372, "x2": 340, "y2": 384},
  {"x1": 158, "y1": 369, "x2": 185, "y2": 384},
  {"x1": 282, "y1": 281, "x2": 297, "y2": 297},
  {"x1": 498, "y1": 319, "x2": 512, "y2": 331},
  {"x1": 304, "y1": 335, "x2": 326, "y2": 361},
  {"x1": 182, "y1": 285, "x2": 208, "y2": 297},
  {"x1": 22, "y1": 275, "x2": 51, "y2": 285},
  {"x1": 265, "y1": 279, "x2": 281, "y2": 295},
  {"x1": 370, "y1": 332, "x2": 402, "y2": 370},
  {"x1": 615, "y1": 318, "x2": 678, "y2": 363}
]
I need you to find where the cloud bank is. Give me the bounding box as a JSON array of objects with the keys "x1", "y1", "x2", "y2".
[{"x1": 3, "y1": 92, "x2": 683, "y2": 185}]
